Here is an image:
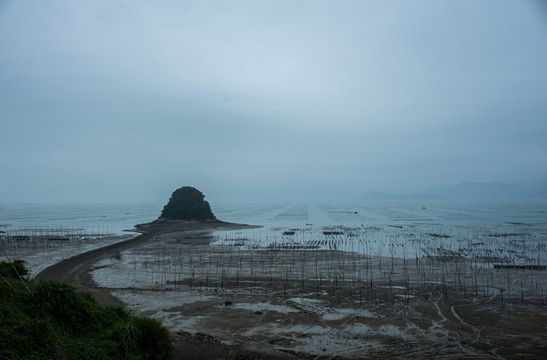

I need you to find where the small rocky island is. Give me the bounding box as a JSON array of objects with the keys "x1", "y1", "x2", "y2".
[{"x1": 158, "y1": 186, "x2": 216, "y2": 221}]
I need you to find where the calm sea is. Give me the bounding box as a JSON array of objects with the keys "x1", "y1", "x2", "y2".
[
  {"x1": 0, "y1": 203, "x2": 163, "y2": 235},
  {"x1": 1, "y1": 200, "x2": 546, "y2": 234}
]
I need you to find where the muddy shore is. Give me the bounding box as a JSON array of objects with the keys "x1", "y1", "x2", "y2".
[
  {"x1": 36, "y1": 220, "x2": 293, "y2": 359},
  {"x1": 36, "y1": 220, "x2": 546, "y2": 359}
]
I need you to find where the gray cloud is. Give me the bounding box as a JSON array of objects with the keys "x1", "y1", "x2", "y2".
[{"x1": 1, "y1": 0, "x2": 546, "y2": 203}]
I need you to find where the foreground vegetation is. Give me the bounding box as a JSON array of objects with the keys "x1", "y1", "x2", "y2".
[{"x1": 0, "y1": 260, "x2": 173, "y2": 360}]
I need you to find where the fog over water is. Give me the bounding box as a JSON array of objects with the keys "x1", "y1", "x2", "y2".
[{"x1": 1, "y1": 1, "x2": 546, "y2": 203}]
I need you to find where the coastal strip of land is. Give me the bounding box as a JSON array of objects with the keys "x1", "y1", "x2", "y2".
[
  {"x1": 33, "y1": 219, "x2": 547, "y2": 359},
  {"x1": 35, "y1": 220, "x2": 259, "y2": 303},
  {"x1": 33, "y1": 220, "x2": 290, "y2": 360}
]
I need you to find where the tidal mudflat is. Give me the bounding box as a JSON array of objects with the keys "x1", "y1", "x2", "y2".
[{"x1": 86, "y1": 202, "x2": 547, "y2": 358}]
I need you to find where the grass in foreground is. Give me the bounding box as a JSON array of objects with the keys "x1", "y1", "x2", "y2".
[{"x1": 0, "y1": 260, "x2": 173, "y2": 360}]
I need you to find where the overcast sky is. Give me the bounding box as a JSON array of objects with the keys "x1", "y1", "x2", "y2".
[{"x1": 1, "y1": 0, "x2": 546, "y2": 203}]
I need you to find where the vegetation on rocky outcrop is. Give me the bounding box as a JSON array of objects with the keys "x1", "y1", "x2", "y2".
[{"x1": 160, "y1": 186, "x2": 216, "y2": 220}]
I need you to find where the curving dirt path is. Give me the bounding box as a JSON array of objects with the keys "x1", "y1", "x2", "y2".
[
  {"x1": 34, "y1": 220, "x2": 290, "y2": 360},
  {"x1": 34, "y1": 220, "x2": 547, "y2": 359},
  {"x1": 35, "y1": 227, "x2": 155, "y2": 304},
  {"x1": 36, "y1": 220, "x2": 256, "y2": 283}
]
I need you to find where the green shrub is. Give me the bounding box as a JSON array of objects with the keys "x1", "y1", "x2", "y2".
[
  {"x1": 111, "y1": 321, "x2": 141, "y2": 357},
  {"x1": 32, "y1": 280, "x2": 95, "y2": 333},
  {"x1": 61, "y1": 337, "x2": 118, "y2": 360},
  {"x1": 96, "y1": 304, "x2": 132, "y2": 328},
  {"x1": 131, "y1": 317, "x2": 174, "y2": 360},
  {"x1": 0, "y1": 307, "x2": 59, "y2": 359},
  {"x1": 0, "y1": 278, "x2": 174, "y2": 359},
  {"x1": 0, "y1": 259, "x2": 29, "y2": 279}
]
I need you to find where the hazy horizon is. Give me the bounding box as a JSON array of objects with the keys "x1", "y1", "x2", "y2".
[{"x1": 1, "y1": 1, "x2": 546, "y2": 204}]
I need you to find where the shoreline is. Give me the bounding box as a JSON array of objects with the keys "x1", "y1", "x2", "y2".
[
  {"x1": 34, "y1": 220, "x2": 261, "y2": 305},
  {"x1": 34, "y1": 220, "x2": 290, "y2": 360},
  {"x1": 24, "y1": 217, "x2": 547, "y2": 359},
  {"x1": 89, "y1": 225, "x2": 546, "y2": 359}
]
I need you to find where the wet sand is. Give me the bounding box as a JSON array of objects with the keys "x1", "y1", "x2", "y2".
[
  {"x1": 36, "y1": 220, "x2": 547, "y2": 359},
  {"x1": 35, "y1": 220, "x2": 291, "y2": 359}
]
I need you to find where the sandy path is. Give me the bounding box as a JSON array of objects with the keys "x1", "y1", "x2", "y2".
[
  {"x1": 35, "y1": 220, "x2": 256, "y2": 282},
  {"x1": 33, "y1": 220, "x2": 291, "y2": 360},
  {"x1": 35, "y1": 229, "x2": 156, "y2": 304},
  {"x1": 33, "y1": 220, "x2": 547, "y2": 359}
]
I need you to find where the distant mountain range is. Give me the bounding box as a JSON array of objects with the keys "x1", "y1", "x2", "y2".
[{"x1": 362, "y1": 181, "x2": 547, "y2": 201}]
